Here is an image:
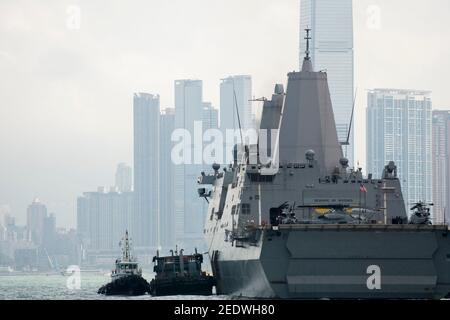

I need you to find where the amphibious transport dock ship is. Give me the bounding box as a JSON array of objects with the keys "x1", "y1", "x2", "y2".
[{"x1": 197, "y1": 30, "x2": 450, "y2": 299}]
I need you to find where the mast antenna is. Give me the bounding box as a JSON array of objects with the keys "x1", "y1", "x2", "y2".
[
  {"x1": 342, "y1": 88, "x2": 358, "y2": 147},
  {"x1": 305, "y1": 27, "x2": 312, "y2": 60},
  {"x1": 233, "y1": 86, "x2": 244, "y2": 147}
]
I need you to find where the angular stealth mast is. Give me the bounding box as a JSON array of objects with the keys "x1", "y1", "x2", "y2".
[{"x1": 278, "y1": 28, "x2": 343, "y2": 174}]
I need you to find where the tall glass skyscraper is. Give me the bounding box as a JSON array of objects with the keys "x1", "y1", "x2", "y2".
[
  {"x1": 220, "y1": 75, "x2": 253, "y2": 132},
  {"x1": 300, "y1": 0, "x2": 354, "y2": 164},
  {"x1": 159, "y1": 108, "x2": 176, "y2": 249},
  {"x1": 174, "y1": 80, "x2": 205, "y2": 251},
  {"x1": 367, "y1": 89, "x2": 433, "y2": 215},
  {"x1": 220, "y1": 75, "x2": 252, "y2": 164},
  {"x1": 133, "y1": 93, "x2": 160, "y2": 248}
]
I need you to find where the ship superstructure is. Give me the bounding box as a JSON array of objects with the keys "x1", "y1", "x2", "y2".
[
  {"x1": 98, "y1": 231, "x2": 149, "y2": 296},
  {"x1": 197, "y1": 30, "x2": 450, "y2": 299},
  {"x1": 111, "y1": 230, "x2": 142, "y2": 280}
]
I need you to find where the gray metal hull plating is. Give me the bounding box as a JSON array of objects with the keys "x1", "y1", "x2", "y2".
[{"x1": 211, "y1": 225, "x2": 450, "y2": 299}]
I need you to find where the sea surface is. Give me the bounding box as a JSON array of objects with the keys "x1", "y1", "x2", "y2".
[{"x1": 0, "y1": 273, "x2": 229, "y2": 300}]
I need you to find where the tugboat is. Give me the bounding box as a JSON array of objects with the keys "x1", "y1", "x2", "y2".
[
  {"x1": 98, "y1": 231, "x2": 150, "y2": 296},
  {"x1": 149, "y1": 247, "x2": 215, "y2": 296}
]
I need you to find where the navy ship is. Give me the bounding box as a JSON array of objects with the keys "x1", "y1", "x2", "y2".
[{"x1": 197, "y1": 30, "x2": 450, "y2": 299}]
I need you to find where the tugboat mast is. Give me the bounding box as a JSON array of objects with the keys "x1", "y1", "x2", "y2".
[{"x1": 122, "y1": 230, "x2": 131, "y2": 262}]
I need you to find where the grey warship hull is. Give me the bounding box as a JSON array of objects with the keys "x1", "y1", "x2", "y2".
[
  {"x1": 199, "y1": 32, "x2": 450, "y2": 300},
  {"x1": 210, "y1": 225, "x2": 450, "y2": 299}
]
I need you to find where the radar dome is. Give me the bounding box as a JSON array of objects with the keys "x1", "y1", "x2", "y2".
[
  {"x1": 305, "y1": 150, "x2": 315, "y2": 161},
  {"x1": 339, "y1": 158, "x2": 349, "y2": 168}
]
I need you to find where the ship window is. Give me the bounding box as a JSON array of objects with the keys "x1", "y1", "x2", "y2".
[
  {"x1": 247, "y1": 173, "x2": 275, "y2": 182},
  {"x1": 255, "y1": 195, "x2": 260, "y2": 200},
  {"x1": 231, "y1": 205, "x2": 237, "y2": 215},
  {"x1": 241, "y1": 203, "x2": 251, "y2": 215}
]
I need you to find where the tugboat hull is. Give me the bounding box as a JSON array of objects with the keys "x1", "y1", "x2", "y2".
[
  {"x1": 150, "y1": 277, "x2": 215, "y2": 296},
  {"x1": 211, "y1": 225, "x2": 450, "y2": 299},
  {"x1": 98, "y1": 275, "x2": 150, "y2": 296}
]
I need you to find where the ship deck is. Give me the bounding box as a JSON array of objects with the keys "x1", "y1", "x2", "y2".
[{"x1": 276, "y1": 224, "x2": 449, "y2": 232}]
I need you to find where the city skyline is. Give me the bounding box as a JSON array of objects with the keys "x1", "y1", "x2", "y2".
[{"x1": 1, "y1": 0, "x2": 450, "y2": 229}]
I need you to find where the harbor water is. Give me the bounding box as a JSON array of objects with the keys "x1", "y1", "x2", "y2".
[{"x1": 0, "y1": 273, "x2": 229, "y2": 300}]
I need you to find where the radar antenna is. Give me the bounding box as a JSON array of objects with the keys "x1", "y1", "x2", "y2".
[
  {"x1": 341, "y1": 88, "x2": 358, "y2": 147},
  {"x1": 304, "y1": 27, "x2": 311, "y2": 60},
  {"x1": 233, "y1": 87, "x2": 244, "y2": 147}
]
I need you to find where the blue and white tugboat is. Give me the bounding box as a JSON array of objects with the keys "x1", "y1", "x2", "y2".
[{"x1": 98, "y1": 231, "x2": 150, "y2": 296}]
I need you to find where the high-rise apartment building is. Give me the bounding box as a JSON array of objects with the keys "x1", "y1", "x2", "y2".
[
  {"x1": 367, "y1": 89, "x2": 433, "y2": 215},
  {"x1": 174, "y1": 80, "x2": 206, "y2": 251},
  {"x1": 203, "y1": 102, "x2": 219, "y2": 131},
  {"x1": 26, "y1": 198, "x2": 48, "y2": 246},
  {"x1": 115, "y1": 163, "x2": 132, "y2": 192},
  {"x1": 432, "y1": 110, "x2": 450, "y2": 224},
  {"x1": 77, "y1": 187, "x2": 134, "y2": 251},
  {"x1": 133, "y1": 93, "x2": 160, "y2": 248},
  {"x1": 159, "y1": 108, "x2": 176, "y2": 249}
]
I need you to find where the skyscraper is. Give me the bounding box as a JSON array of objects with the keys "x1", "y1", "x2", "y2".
[
  {"x1": 220, "y1": 76, "x2": 252, "y2": 164},
  {"x1": 300, "y1": 0, "x2": 354, "y2": 164},
  {"x1": 159, "y1": 108, "x2": 176, "y2": 249},
  {"x1": 115, "y1": 163, "x2": 132, "y2": 192},
  {"x1": 42, "y1": 213, "x2": 56, "y2": 253},
  {"x1": 202, "y1": 102, "x2": 219, "y2": 131},
  {"x1": 220, "y1": 76, "x2": 252, "y2": 132},
  {"x1": 432, "y1": 110, "x2": 450, "y2": 224},
  {"x1": 26, "y1": 198, "x2": 47, "y2": 245},
  {"x1": 133, "y1": 93, "x2": 160, "y2": 248},
  {"x1": 174, "y1": 80, "x2": 205, "y2": 251},
  {"x1": 367, "y1": 89, "x2": 433, "y2": 214},
  {"x1": 77, "y1": 187, "x2": 134, "y2": 251}
]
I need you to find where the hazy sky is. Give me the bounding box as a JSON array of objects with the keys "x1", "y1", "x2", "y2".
[{"x1": 1, "y1": 0, "x2": 449, "y2": 228}]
